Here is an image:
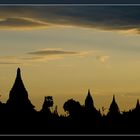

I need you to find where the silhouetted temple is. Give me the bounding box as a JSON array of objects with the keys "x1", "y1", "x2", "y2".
[
  {"x1": 85, "y1": 89, "x2": 94, "y2": 109},
  {"x1": 132, "y1": 99, "x2": 140, "y2": 114},
  {"x1": 84, "y1": 89, "x2": 101, "y2": 120},
  {"x1": 0, "y1": 68, "x2": 140, "y2": 134},
  {"x1": 135, "y1": 99, "x2": 140, "y2": 110},
  {"x1": 107, "y1": 95, "x2": 120, "y2": 116},
  {"x1": 85, "y1": 89, "x2": 98, "y2": 112},
  {"x1": 6, "y1": 68, "x2": 35, "y2": 113}
]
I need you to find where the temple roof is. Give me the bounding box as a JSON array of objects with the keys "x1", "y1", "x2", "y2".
[
  {"x1": 6, "y1": 68, "x2": 34, "y2": 112},
  {"x1": 135, "y1": 99, "x2": 140, "y2": 110},
  {"x1": 109, "y1": 95, "x2": 120, "y2": 113},
  {"x1": 9, "y1": 68, "x2": 28, "y2": 99},
  {"x1": 85, "y1": 89, "x2": 95, "y2": 109}
]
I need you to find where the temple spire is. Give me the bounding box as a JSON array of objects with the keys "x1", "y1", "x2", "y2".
[
  {"x1": 136, "y1": 99, "x2": 140, "y2": 109},
  {"x1": 85, "y1": 89, "x2": 95, "y2": 110},
  {"x1": 107, "y1": 95, "x2": 120, "y2": 116},
  {"x1": 10, "y1": 67, "x2": 26, "y2": 95},
  {"x1": 17, "y1": 68, "x2": 21, "y2": 78},
  {"x1": 113, "y1": 95, "x2": 115, "y2": 102},
  {"x1": 88, "y1": 89, "x2": 91, "y2": 96},
  {"x1": 6, "y1": 68, "x2": 35, "y2": 113}
]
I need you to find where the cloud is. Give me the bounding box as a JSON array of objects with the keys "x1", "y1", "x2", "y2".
[
  {"x1": 28, "y1": 48, "x2": 78, "y2": 56},
  {"x1": 0, "y1": 49, "x2": 109, "y2": 64},
  {"x1": 0, "y1": 56, "x2": 20, "y2": 64},
  {"x1": 27, "y1": 48, "x2": 110, "y2": 64},
  {"x1": 0, "y1": 6, "x2": 140, "y2": 32},
  {"x1": 22, "y1": 55, "x2": 64, "y2": 62},
  {"x1": 0, "y1": 49, "x2": 83, "y2": 64},
  {"x1": 0, "y1": 17, "x2": 50, "y2": 29},
  {"x1": 96, "y1": 55, "x2": 110, "y2": 63},
  {"x1": 0, "y1": 55, "x2": 64, "y2": 64},
  {"x1": 0, "y1": 62, "x2": 20, "y2": 64},
  {"x1": 26, "y1": 48, "x2": 93, "y2": 62}
]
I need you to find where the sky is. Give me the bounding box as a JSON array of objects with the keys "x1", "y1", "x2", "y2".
[{"x1": 0, "y1": 6, "x2": 140, "y2": 114}]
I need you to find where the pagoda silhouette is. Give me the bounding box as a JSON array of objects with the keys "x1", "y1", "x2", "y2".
[
  {"x1": 84, "y1": 89, "x2": 101, "y2": 121},
  {"x1": 6, "y1": 68, "x2": 35, "y2": 113},
  {"x1": 131, "y1": 99, "x2": 140, "y2": 115},
  {"x1": 107, "y1": 95, "x2": 120, "y2": 116},
  {"x1": 0, "y1": 68, "x2": 140, "y2": 134},
  {"x1": 85, "y1": 89, "x2": 98, "y2": 113},
  {"x1": 134, "y1": 99, "x2": 140, "y2": 111}
]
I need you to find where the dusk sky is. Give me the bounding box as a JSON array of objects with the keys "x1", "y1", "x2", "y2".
[{"x1": 0, "y1": 6, "x2": 140, "y2": 114}]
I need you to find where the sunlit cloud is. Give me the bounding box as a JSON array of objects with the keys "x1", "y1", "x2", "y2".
[
  {"x1": 117, "y1": 29, "x2": 140, "y2": 35},
  {"x1": 27, "y1": 49, "x2": 110, "y2": 64},
  {"x1": 0, "y1": 17, "x2": 51, "y2": 29},
  {"x1": 0, "y1": 49, "x2": 109, "y2": 65},
  {"x1": 26, "y1": 48, "x2": 93, "y2": 62},
  {"x1": 96, "y1": 55, "x2": 110, "y2": 64}
]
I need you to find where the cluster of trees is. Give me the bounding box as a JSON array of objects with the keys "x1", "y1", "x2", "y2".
[{"x1": 0, "y1": 68, "x2": 140, "y2": 134}]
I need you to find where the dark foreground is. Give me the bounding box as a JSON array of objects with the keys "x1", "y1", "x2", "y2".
[{"x1": 1, "y1": 68, "x2": 140, "y2": 135}]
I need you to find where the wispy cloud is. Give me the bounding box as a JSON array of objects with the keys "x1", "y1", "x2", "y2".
[
  {"x1": 0, "y1": 17, "x2": 51, "y2": 29},
  {"x1": 28, "y1": 48, "x2": 78, "y2": 56},
  {"x1": 0, "y1": 62, "x2": 20, "y2": 64},
  {"x1": 0, "y1": 6, "x2": 140, "y2": 33},
  {"x1": 0, "y1": 56, "x2": 20, "y2": 65},
  {"x1": 27, "y1": 48, "x2": 110, "y2": 64},
  {"x1": 0, "y1": 49, "x2": 109, "y2": 65},
  {"x1": 26, "y1": 48, "x2": 93, "y2": 62}
]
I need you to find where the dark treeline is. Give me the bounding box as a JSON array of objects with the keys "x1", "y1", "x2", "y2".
[{"x1": 0, "y1": 68, "x2": 140, "y2": 135}]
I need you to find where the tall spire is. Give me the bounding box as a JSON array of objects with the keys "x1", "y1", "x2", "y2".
[
  {"x1": 17, "y1": 67, "x2": 21, "y2": 78},
  {"x1": 135, "y1": 99, "x2": 140, "y2": 110},
  {"x1": 85, "y1": 89, "x2": 100, "y2": 118},
  {"x1": 88, "y1": 89, "x2": 91, "y2": 96},
  {"x1": 9, "y1": 68, "x2": 27, "y2": 99},
  {"x1": 108, "y1": 95, "x2": 120, "y2": 116},
  {"x1": 6, "y1": 68, "x2": 35, "y2": 113},
  {"x1": 85, "y1": 89, "x2": 94, "y2": 110},
  {"x1": 113, "y1": 95, "x2": 115, "y2": 102}
]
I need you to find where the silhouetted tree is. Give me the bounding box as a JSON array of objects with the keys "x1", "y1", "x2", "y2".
[
  {"x1": 63, "y1": 99, "x2": 83, "y2": 118},
  {"x1": 41, "y1": 96, "x2": 53, "y2": 114},
  {"x1": 53, "y1": 106, "x2": 59, "y2": 116}
]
